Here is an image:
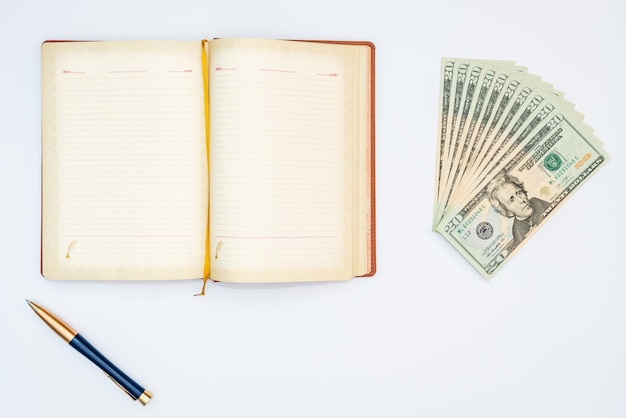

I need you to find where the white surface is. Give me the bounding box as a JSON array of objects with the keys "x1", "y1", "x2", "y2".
[{"x1": 1, "y1": 1, "x2": 625, "y2": 417}]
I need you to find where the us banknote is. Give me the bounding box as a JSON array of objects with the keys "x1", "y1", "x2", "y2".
[{"x1": 433, "y1": 59, "x2": 610, "y2": 278}]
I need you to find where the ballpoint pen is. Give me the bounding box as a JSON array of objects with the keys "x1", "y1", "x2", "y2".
[{"x1": 26, "y1": 299, "x2": 152, "y2": 405}]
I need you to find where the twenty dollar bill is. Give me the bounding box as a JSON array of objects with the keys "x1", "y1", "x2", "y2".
[{"x1": 433, "y1": 59, "x2": 610, "y2": 279}]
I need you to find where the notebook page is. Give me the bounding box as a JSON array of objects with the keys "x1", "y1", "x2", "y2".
[
  {"x1": 208, "y1": 39, "x2": 356, "y2": 282},
  {"x1": 41, "y1": 41, "x2": 208, "y2": 280}
]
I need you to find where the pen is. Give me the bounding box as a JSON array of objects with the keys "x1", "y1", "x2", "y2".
[{"x1": 26, "y1": 299, "x2": 152, "y2": 405}]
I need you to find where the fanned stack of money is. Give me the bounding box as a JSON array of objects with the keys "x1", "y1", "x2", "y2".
[{"x1": 433, "y1": 58, "x2": 610, "y2": 279}]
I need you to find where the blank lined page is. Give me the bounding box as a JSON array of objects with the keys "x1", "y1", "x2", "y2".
[
  {"x1": 41, "y1": 41, "x2": 208, "y2": 280},
  {"x1": 208, "y1": 39, "x2": 356, "y2": 282}
]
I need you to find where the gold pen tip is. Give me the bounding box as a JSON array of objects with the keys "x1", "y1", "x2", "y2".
[{"x1": 138, "y1": 390, "x2": 153, "y2": 405}]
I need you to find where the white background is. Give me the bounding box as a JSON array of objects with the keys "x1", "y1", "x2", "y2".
[{"x1": 1, "y1": 1, "x2": 625, "y2": 417}]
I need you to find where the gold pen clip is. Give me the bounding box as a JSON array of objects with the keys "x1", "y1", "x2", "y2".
[
  {"x1": 103, "y1": 371, "x2": 135, "y2": 400},
  {"x1": 103, "y1": 372, "x2": 152, "y2": 405}
]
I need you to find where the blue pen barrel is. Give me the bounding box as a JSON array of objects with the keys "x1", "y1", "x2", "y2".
[{"x1": 69, "y1": 333, "x2": 146, "y2": 400}]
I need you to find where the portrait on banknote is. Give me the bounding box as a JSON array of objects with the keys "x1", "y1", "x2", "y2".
[{"x1": 486, "y1": 173, "x2": 550, "y2": 249}]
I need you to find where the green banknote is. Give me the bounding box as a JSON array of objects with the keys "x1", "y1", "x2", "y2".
[{"x1": 433, "y1": 59, "x2": 610, "y2": 278}]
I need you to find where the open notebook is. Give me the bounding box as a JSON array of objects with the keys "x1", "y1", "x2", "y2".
[{"x1": 41, "y1": 38, "x2": 375, "y2": 283}]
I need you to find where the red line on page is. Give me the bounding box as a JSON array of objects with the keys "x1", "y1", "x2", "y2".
[
  {"x1": 260, "y1": 69, "x2": 296, "y2": 73},
  {"x1": 215, "y1": 67, "x2": 237, "y2": 71},
  {"x1": 108, "y1": 70, "x2": 147, "y2": 73},
  {"x1": 66, "y1": 234, "x2": 195, "y2": 238},
  {"x1": 215, "y1": 236, "x2": 336, "y2": 239}
]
